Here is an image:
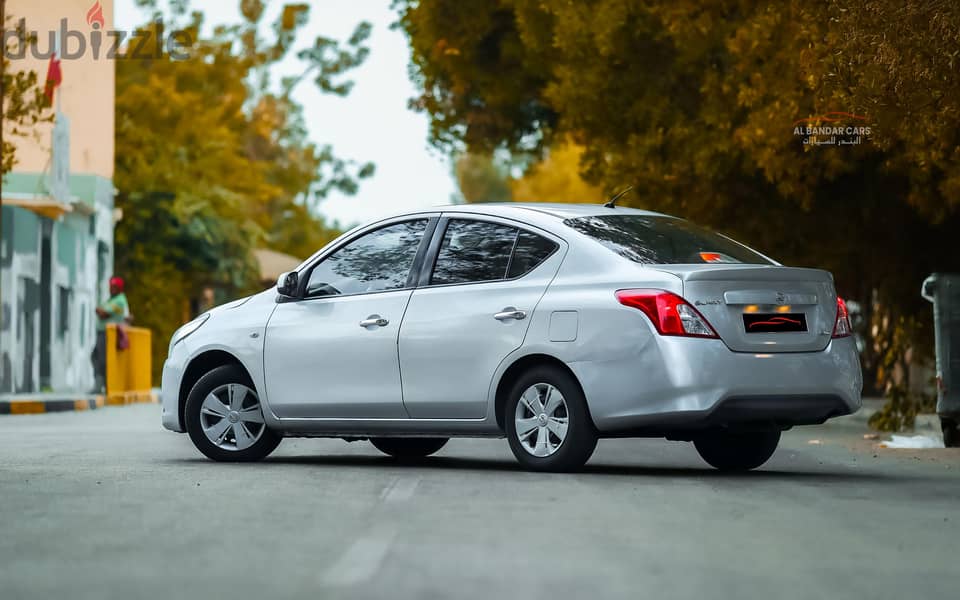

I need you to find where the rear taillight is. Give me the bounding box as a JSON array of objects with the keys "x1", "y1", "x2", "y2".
[
  {"x1": 832, "y1": 297, "x2": 852, "y2": 338},
  {"x1": 615, "y1": 289, "x2": 718, "y2": 338}
]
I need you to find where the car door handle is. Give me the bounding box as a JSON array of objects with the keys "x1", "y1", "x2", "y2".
[
  {"x1": 359, "y1": 315, "x2": 389, "y2": 328},
  {"x1": 494, "y1": 308, "x2": 527, "y2": 321}
]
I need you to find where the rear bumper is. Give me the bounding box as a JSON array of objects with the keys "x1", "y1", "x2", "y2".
[
  {"x1": 570, "y1": 335, "x2": 863, "y2": 434},
  {"x1": 699, "y1": 394, "x2": 851, "y2": 427},
  {"x1": 606, "y1": 394, "x2": 854, "y2": 438}
]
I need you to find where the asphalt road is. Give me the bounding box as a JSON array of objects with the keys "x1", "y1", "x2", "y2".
[{"x1": 1, "y1": 405, "x2": 958, "y2": 600}]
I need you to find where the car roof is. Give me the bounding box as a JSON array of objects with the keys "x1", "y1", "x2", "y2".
[
  {"x1": 300, "y1": 203, "x2": 681, "y2": 270},
  {"x1": 424, "y1": 202, "x2": 670, "y2": 220}
]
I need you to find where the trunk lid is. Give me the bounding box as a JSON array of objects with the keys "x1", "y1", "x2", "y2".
[{"x1": 656, "y1": 265, "x2": 838, "y2": 353}]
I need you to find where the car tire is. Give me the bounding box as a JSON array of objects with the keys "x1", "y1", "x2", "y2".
[
  {"x1": 694, "y1": 429, "x2": 781, "y2": 471},
  {"x1": 370, "y1": 437, "x2": 449, "y2": 459},
  {"x1": 505, "y1": 365, "x2": 597, "y2": 472},
  {"x1": 185, "y1": 365, "x2": 282, "y2": 462},
  {"x1": 942, "y1": 417, "x2": 960, "y2": 448}
]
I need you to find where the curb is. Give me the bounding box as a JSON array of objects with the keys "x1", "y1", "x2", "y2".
[
  {"x1": 0, "y1": 395, "x2": 105, "y2": 415},
  {"x1": 0, "y1": 391, "x2": 158, "y2": 415}
]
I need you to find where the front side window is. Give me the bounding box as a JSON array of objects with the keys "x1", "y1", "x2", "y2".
[
  {"x1": 564, "y1": 215, "x2": 773, "y2": 265},
  {"x1": 305, "y1": 219, "x2": 428, "y2": 297},
  {"x1": 431, "y1": 220, "x2": 519, "y2": 285}
]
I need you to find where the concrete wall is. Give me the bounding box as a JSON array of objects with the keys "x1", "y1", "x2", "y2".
[
  {"x1": 1, "y1": 1, "x2": 116, "y2": 395},
  {"x1": 5, "y1": 0, "x2": 115, "y2": 180}
]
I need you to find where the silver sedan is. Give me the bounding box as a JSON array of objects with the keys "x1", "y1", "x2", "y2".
[{"x1": 161, "y1": 203, "x2": 862, "y2": 471}]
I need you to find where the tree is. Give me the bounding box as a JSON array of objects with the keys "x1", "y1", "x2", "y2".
[
  {"x1": 453, "y1": 142, "x2": 601, "y2": 205},
  {"x1": 818, "y1": 0, "x2": 960, "y2": 219},
  {"x1": 454, "y1": 152, "x2": 512, "y2": 203},
  {"x1": 116, "y1": 1, "x2": 374, "y2": 379},
  {"x1": 510, "y1": 142, "x2": 601, "y2": 203},
  {"x1": 396, "y1": 0, "x2": 960, "y2": 423},
  {"x1": 1, "y1": 9, "x2": 50, "y2": 175}
]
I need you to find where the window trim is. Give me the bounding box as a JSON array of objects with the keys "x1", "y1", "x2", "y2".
[
  {"x1": 289, "y1": 216, "x2": 439, "y2": 302},
  {"x1": 416, "y1": 215, "x2": 562, "y2": 290}
]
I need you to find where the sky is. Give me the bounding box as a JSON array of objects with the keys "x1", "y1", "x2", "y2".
[{"x1": 114, "y1": 0, "x2": 458, "y2": 229}]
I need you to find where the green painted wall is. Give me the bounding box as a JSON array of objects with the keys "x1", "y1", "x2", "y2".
[
  {"x1": 2, "y1": 172, "x2": 113, "y2": 209},
  {"x1": 2, "y1": 172, "x2": 48, "y2": 196},
  {"x1": 12, "y1": 208, "x2": 40, "y2": 254}
]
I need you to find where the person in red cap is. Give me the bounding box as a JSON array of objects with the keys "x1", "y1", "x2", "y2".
[{"x1": 91, "y1": 276, "x2": 130, "y2": 392}]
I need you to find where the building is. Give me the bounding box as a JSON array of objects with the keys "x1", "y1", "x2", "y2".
[
  {"x1": 1, "y1": 0, "x2": 116, "y2": 394},
  {"x1": 254, "y1": 248, "x2": 302, "y2": 288}
]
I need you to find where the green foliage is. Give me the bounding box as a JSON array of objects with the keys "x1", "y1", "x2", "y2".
[
  {"x1": 397, "y1": 0, "x2": 556, "y2": 153},
  {"x1": 1, "y1": 14, "x2": 51, "y2": 175},
  {"x1": 818, "y1": 1, "x2": 960, "y2": 220},
  {"x1": 116, "y1": 2, "x2": 375, "y2": 380},
  {"x1": 396, "y1": 0, "x2": 960, "y2": 420}
]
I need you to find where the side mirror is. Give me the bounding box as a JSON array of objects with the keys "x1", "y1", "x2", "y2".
[{"x1": 276, "y1": 271, "x2": 299, "y2": 297}]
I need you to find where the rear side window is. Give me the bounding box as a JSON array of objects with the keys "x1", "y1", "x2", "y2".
[
  {"x1": 564, "y1": 215, "x2": 772, "y2": 265},
  {"x1": 431, "y1": 220, "x2": 518, "y2": 285},
  {"x1": 508, "y1": 230, "x2": 558, "y2": 278}
]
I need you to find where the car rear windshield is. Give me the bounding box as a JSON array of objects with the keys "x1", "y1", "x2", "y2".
[{"x1": 563, "y1": 215, "x2": 773, "y2": 265}]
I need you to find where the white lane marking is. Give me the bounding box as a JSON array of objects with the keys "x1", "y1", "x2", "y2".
[
  {"x1": 322, "y1": 531, "x2": 396, "y2": 586},
  {"x1": 380, "y1": 477, "x2": 420, "y2": 503}
]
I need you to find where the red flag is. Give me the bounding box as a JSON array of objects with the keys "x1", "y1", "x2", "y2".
[{"x1": 44, "y1": 53, "x2": 63, "y2": 106}]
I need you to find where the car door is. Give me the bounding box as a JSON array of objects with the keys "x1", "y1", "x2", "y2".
[
  {"x1": 263, "y1": 217, "x2": 434, "y2": 419},
  {"x1": 398, "y1": 216, "x2": 564, "y2": 419}
]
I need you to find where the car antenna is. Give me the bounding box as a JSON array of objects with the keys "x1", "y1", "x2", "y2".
[{"x1": 604, "y1": 185, "x2": 633, "y2": 208}]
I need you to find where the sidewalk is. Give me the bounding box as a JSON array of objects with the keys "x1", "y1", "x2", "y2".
[
  {"x1": 837, "y1": 396, "x2": 942, "y2": 434},
  {"x1": 816, "y1": 396, "x2": 960, "y2": 462},
  {"x1": 841, "y1": 396, "x2": 885, "y2": 423}
]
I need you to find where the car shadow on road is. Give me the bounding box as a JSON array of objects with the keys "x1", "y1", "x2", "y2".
[{"x1": 160, "y1": 453, "x2": 933, "y2": 482}]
